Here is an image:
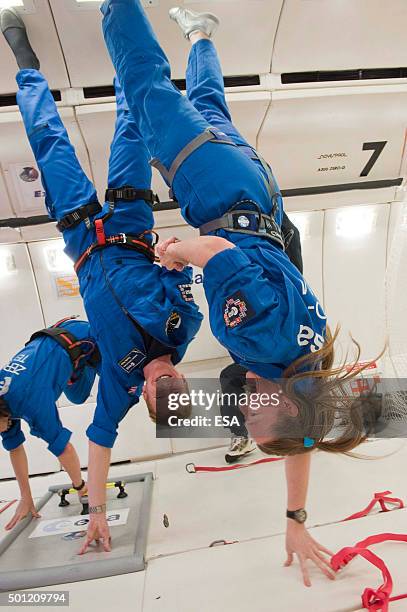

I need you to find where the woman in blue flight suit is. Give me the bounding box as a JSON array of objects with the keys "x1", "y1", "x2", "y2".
[
  {"x1": 99, "y1": 0, "x2": 372, "y2": 584},
  {"x1": 0, "y1": 318, "x2": 99, "y2": 531},
  {"x1": 1, "y1": 8, "x2": 203, "y2": 552}
]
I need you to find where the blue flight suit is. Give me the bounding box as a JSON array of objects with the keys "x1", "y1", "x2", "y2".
[
  {"x1": 16, "y1": 71, "x2": 203, "y2": 449},
  {"x1": 0, "y1": 320, "x2": 98, "y2": 457},
  {"x1": 101, "y1": 0, "x2": 327, "y2": 379}
]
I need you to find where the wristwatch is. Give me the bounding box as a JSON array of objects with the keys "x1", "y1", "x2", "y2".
[
  {"x1": 286, "y1": 508, "x2": 308, "y2": 524},
  {"x1": 89, "y1": 504, "x2": 107, "y2": 514},
  {"x1": 72, "y1": 479, "x2": 86, "y2": 492}
]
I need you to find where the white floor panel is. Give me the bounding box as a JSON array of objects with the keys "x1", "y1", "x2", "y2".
[
  {"x1": 147, "y1": 440, "x2": 406, "y2": 560},
  {"x1": 143, "y1": 509, "x2": 407, "y2": 612},
  {"x1": 11, "y1": 573, "x2": 145, "y2": 612}
]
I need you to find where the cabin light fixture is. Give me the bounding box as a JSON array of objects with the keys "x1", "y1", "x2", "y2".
[
  {"x1": 44, "y1": 241, "x2": 74, "y2": 273},
  {"x1": 335, "y1": 207, "x2": 376, "y2": 239},
  {"x1": 287, "y1": 213, "x2": 310, "y2": 241},
  {"x1": 0, "y1": 1, "x2": 24, "y2": 8},
  {"x1": 0, "y1": 250, "x2": 16, "y2": 276}
]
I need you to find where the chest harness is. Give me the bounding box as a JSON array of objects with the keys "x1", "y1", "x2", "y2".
[
  {"x1": 150, "y1": 128, "x2": 286, "y2": 251},
  {"x1": 55, "y1": 187, "x2": 159, "y2": 273},
  {"x1": 27, "y1": 316, "x2": 101, "y2": 383}
]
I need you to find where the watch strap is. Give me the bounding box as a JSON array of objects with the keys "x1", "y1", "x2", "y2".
[{"x1": 89, "y1": 504, "x2": 107, "y2": 514}]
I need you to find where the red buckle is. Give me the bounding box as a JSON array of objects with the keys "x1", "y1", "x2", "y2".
[{"x1": 95, "y1": 219, "x2": 106, "y2": 246}]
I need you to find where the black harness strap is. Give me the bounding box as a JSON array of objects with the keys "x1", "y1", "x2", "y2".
[
  {"x1": 105, "y1": 186, "x2": 159, "y2": 208},
  {"x1": 27, "y1": 317, "x2": 100, "y2": 371},
  {"x1": 56, "y1": 187, "x2": 160, "y2": 234},
  {"x1": 199, "y1": 203, "x2": 285, "y2": 250},
  {"x1": 56, "y1": 202, "x2": 102, "y2": 232}
]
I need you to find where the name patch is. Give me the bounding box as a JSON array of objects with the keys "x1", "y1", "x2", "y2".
[
  {"x1": 178, "y1": 284, "x2": 195, "y2": 303},
  {"x1": 224, "y1": 291, "x2": 255, "y2": 329},
  {"x1": 118, "y1": 348, "x2": 146, "y2": 374}
]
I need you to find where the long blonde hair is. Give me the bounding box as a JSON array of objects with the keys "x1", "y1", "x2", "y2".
[{"x1": 257, "y1": 327, "x2": 383, "y2": 457}]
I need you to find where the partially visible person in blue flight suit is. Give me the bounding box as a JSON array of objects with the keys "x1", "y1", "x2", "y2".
[
  {"x1": 0, "y1": 318, "x2": 100, "y2": 531},
  {"x1": 98, "y1": 0, "x2": 372, "y2": 583},
  {"x1": 1, "y1": 7, "x2": 203, "y2": 552}
]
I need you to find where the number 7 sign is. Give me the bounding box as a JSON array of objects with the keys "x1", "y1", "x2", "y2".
[{"x1": 360, "y1": 141, "x2": 387, "y2": 177}]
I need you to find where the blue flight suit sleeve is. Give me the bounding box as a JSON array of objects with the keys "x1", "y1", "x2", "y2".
[
  {"x1": 64, "y1": 364, "x2": 97, "y2": 406},
  {"x1": 158, "y1": 266, "x2": 203, "y2": 362},
  {"x1": 86, "y1": 361, "x2": 140, "y2": 449},
  {"x1": 1, "y1": 421, "x2": 25, "y2": 452},
  {"x1": 203, "y1": 248, "x2": 283, "y2": 363},
  {"x1": 28, "y1": 393, "x2": 72, "y2": 457}
]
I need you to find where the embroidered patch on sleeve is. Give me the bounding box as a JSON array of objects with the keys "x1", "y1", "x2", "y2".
[
  {"x1": 118, "y1": 348, "x2": 146, "y2": 374},
  {"x1": 224, "y1": 291, "x2": 256, "y2": 329},
  {"x1": 178, "y1": 284, "x2": 195, "y2": 303},
  {"x1": 166, "y1": 311, "x2": 182, "y2": 334}
]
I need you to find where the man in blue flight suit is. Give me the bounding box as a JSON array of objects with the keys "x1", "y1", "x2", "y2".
[
  {"x1": 0, "y1": 317, "x2": 100, "y2": 531},
  {"x1": 1, "y1": 7, "x2": 203, "y2": 551}
]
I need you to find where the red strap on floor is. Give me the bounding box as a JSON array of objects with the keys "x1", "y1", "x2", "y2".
[
  {"x1": 185, "y1": 457, "x2": 284, "y2": 473},
  {"x1": 331, "y1": 533, "x2": 407, "y2": 611},
  {"x1": 94, "y1": 218, "x2": 106, "y2": 246},
  {"x1": 0, "y1": 500, "x2": 17, "y2": 515},
  {"x1": 343, "y1": 491, "x2": 404, "y2": 522}
]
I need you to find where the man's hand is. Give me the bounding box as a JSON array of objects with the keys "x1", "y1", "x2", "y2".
[
  {"x1": 156, "y1": 237, "x2": 186, "y2": 272},
  {"x1": 285, "y1": 520, "x2": 336, "y2": 587},
  {"x1": 79, "y1": 514, "x2": 111, "y2": 554},
  {"x1": 5, "y1": 498, "x2": 41, "y2": 531}
]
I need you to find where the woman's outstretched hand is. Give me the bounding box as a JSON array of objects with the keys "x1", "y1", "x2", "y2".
[
  {"x1": 285, "y1": 520, "x2": 336, "y2": 587},
  {"x1": 5, "y1": 497, "x2": 41, "y2": 530}
]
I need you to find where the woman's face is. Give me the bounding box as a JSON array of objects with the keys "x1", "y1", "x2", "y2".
[{"x1": 242, "y1": 372, "x2": 299, "y2": 444}]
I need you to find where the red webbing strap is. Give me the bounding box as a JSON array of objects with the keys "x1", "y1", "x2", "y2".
[
  {"x1": 0, "y1": 500, "x2": 17, "y2": 515},
  {"x1": 331, "y1": 533, "x2": 407, "y2": 612},
  {"x1": 186, "y1": 457, "x2": 284, "y2": 473},
  {"x1": 94, "y1": 218, "x2": 106, "y2": 246},
  {"x1": 343, "y1": 491, "x2": 404, "y2": 522}
]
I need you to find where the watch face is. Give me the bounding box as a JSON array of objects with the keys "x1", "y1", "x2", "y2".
[{"x1": 295, "y1": 509, "x2": 307, "y2": 523}]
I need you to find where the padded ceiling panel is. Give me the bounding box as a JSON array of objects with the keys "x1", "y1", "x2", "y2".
[
  {"x1": 0, "y1": 0, "x2": 69, "y2": 95},
  {"x1": 48, "y1": 0, "x2": 283, "y2": 87},
  {"x1": 258, "y1": 88, "x2": 407, "y2": 208},
  {"x1": 0, "y1": 108, "x2": 94, "y2": 218},
  {"x1": 273, "y1": 0, "x2": 407, "y2": 74}
]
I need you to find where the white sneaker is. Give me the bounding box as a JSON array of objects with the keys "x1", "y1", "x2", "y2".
[
  {"x1": 169, "y1": 7, "x2": 220, "y2": 40},
  {"x1": 225, "y1": 436, "x2": 256, "y2": 464}
]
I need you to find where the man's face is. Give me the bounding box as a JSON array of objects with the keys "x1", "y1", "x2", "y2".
[
  {"x1": 242, "y1": 372, "x2": 299, "y2": 444},
  {"x1": 143, "y1": 363, "x2": 186, "y2": 421}
]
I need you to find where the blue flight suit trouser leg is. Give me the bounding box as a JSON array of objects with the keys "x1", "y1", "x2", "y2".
[
  {"x1": 101, "y1": 0, "x2": 274, "y2": 228},
  {"x1": 16, "y1": 69, "x2": 99, "y2": 260},
  {"x1": 185, "y1": 38, "x2": 283, "y2": 227}
]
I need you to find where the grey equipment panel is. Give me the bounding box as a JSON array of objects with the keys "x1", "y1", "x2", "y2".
[{"x1": 0, "y1": 472, "x2": 153, "y2": 592}]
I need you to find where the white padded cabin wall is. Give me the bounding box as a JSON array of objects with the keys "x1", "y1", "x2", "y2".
[
  {"x1": 323, "y1": 204, "x2": 389, "y2": 363},
  {"x1": 258, "y1": 89, "x2": 407, "y2": 212},
  {"x1": 48, "y1": 0, "x2": 283, "y2": 87},
  {"x1": 273, "y1": 0, "x2": 407, "y2": 73},
  {"x1": 287, "y1": 210, "x2": 324, "y2": 303},
  {"x1": 0, "y1": 170, "x2": 21, "y2": 244},
  {"x1": 0, "y1": 108, "x2": 94, "y2": 218},
  {"x1": 0, "y1": 0, "x2": 69, "y2": 95}
]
